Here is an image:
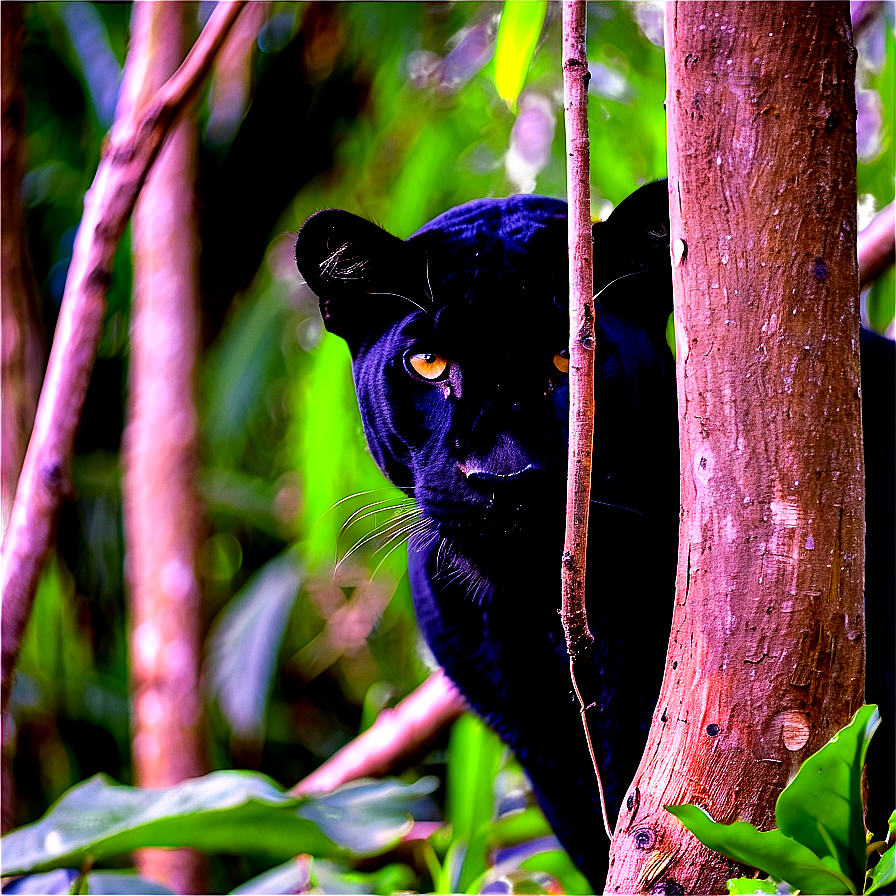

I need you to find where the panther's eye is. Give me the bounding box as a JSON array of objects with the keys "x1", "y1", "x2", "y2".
[
  {"x1": 553, "y1": 349, "x2": 570, "y2": 374},
  {"x1": 405, "y1": 351, "x2": 449, "y2": 381}
]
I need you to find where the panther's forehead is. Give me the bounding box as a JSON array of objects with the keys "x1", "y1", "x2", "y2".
[
  {"x1": 405, "y1": 197, "x2": 570, "y2": 360},
  {"x1": 427, "y1": 273, "x2": 568, "y2": 363},
  {"x1": 409, "y1": 193, "x2": 568, "y2": 246}
]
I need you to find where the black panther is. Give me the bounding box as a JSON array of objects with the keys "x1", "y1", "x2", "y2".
[{"x1": 295, "y1": 181, "x2": 894, "y2": 889}]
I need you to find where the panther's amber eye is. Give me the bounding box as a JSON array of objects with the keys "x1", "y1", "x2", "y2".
[
  {"x1": 405, "y1": 351, "x2": 449, "y2": 381},
  {"x1": 553, "y1": 349, "x2": 570, "y2": 374}
]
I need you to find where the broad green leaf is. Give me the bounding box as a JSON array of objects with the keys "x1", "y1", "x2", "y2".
[
  {"x1": 440, "y1": 838, "x2": 469, "y2": 894},
  {"x1": 230, "y1": 856, "x2": 412, "y2": 895},
  {"x1": 299, "y1": 776, "x2": 438, "y2": 856},
  {"x1": 775, "y1": 704, "x2": 879, "y2": 884},
  {"x1": 0, "y1": 869, "x2": 78, "y2": 894},
  {"x1": 310, "y1": 858, "x2": 417, "y2": 895},
  {"x1": 0, "y1": 772, "x2": 436, "y2": 877},
  {"x1": 230, "y1": 858, "x2": 309, "y2": 895},
  {"x1": 490, "y1": 806, "x2": 553, "y2": 844},
  {"x1": 445, "y1": 714, "x2": 505, "y2": 891},
  {"x1": 493, "y1": 1, "x2": 548, "y2": 111},
  {"x1": 206, "y1": 551, "x2": 302, "y2": 741},
  {"x1": 83, "y1": 872, "x2": 176, "y2": 894},
  {"x1": 518, "y1": 847, "x2": 593, "y2": 896},
  {"x1": 202, "y1": 281, "x2": 291, "y2": 466},
  {"x1": 467, "y1": 838, "x2": 593, "y2": 895},
  {"x1": 667, "y1": 804, "x2": 857, "y2": 895},
  {"x1": 296, "y1": 332, "x2": 398, "y2": 570},
  {"x1": 866, "y1": 843, "x2": 896, "y2": 895},
  {"x1": 726, "y1": 877, "x2": 777, "y2": 894},
  {"x1": 4, "y1": 870, "x2": 176, "y2": 895},
  {"x1": 887, "y1": 809, "x2": 896, "y2": 845}
]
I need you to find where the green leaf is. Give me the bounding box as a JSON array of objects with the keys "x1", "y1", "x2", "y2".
[
  {"x1": 0, "y1": 772, "x2": 437, "y2": 877},
  {"x1": 299, "y1": 776, "x2": 439, "y2": 856},
  {"x1": 0, "y1": 869, "x2": 78, "y2": 894},
  {"x1": 667, "y1": 804, "x2": 857, "y2": 895},
  {"x1": 493, "y1": 1, "x2": 548, "y2": 111},
  {"x1": 310, "y1": 858, "x2": 417, "y2": 895},
  {"x1": 887, "y1": 809, "x2": 896, "y2": 845},
  {"x1": 726, "y1": 877, "x2": 777, "y2": 894},
  {"x1": 490, "y1": 806, "x2": 553, "y2": 844},
  {"x1": 206, "y1": 551, "x2": 302, "y2": 741},
  {"x1": 466, "y1": 838, "x2": 593, "y2": 896},
  {"x1": 82, "y1": 872, "x2": 176, "y2": 894},
  {"x1": 231, "y1": 856, "x2": 415, "y2": 895},
  {"x1": 3, "y1": 868, "x2": 173, "y2": 896},
  {"x1": 776, "y1": 704, "x2": 880, "y2": 884},
  {"x1": 229, "y1": 858, "x2": 309, "y2": 895},
  {"x1": 865, "y1": 843, "x2": 896, "y2": 895},
  {"x1": 445, "y1": 714, "x2": 504, "y2": 891},
  {"x1": 518, "y1": 847, "x2": 593, "y2": 896}
]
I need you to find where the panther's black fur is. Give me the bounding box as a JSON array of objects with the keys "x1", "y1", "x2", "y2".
[{"x1": 295, "y1": 181, "x2": 894, "y2": 888}]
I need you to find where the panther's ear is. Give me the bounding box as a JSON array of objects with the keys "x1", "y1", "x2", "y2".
[
  {"x1": 295, "y1": 210, "x2": 425, "y2": 347},
  {"x1": 591, "y1": 179, "x2": 671, "y2": 335}
]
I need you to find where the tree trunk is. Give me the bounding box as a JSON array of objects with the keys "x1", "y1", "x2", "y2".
[
  {"x1": 1, "y1": 5, "x2": 45, "y2": 541},
  {"x1": 1, "y1": 2, "x2": 46, "y2": 835},
  {"x1": 121, "y1": 4, "x2": 207, "y2": 892},
  {"x1": 605, "y1": 4, "x2": 864, "y2": 893}
]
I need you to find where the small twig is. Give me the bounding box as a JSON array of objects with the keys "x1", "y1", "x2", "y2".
[
  {"x1": 291, "y1": 670, "x2": 467, "y2": 796},
  {"x1": 561, "y1": 0, "x2": 612, "y2": 842},
  {"x1": 0, "y1": 1, "x2": 247, "y2": 717},
  {"x1": 858, "y1": 202, "x2": 895, "y2": 288},
  {"x1": 569, "y1": 658, "x2": 612, "y2": 837},
  {"x1": 560, "y1": 2, "x2": 595, "y2": 658}
]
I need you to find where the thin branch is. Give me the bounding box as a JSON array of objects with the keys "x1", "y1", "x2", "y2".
[
  {"x1": 0, "y1": 1, "x2": 247, "y2": 717},
  {"x1": 560, "y1": 3, "x2": 595, "y2": 658},
  {"x1": 561, "y1": 0, "x2": 611, "y2": 842},
  {"x1": 291, "y1": 670, "x2": 467, "y2": 796},
  {"x1": 858, "y1": 201, "x2": 895, "y2": 288}
]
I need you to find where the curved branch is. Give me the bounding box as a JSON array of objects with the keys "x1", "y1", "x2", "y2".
[
  {"x1": 858, "y1": 202, "x2": 895, "y2": 288},
  {"x1": 291, "y1": 670, "x2": 466, "y2": 796},
  {"x1": 0, "y1": 1, "x2": 247, "y2": 717}
]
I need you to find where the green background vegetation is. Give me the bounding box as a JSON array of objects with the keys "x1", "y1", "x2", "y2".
[{"x1": 7, "y1": 2, "x2": 894, "y2": 893}]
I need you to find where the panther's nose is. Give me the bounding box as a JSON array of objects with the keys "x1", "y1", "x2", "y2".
[{"x1": 461, "y1": 426, "x2": 546, "y2": 492}]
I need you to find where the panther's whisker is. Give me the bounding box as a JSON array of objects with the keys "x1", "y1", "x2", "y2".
[
  {"x1": 592, "y1": 269, "x2": 650, "y2": 303},
  {"x1": 315, "y1": 487, "x2": 415, "y2": 530},
  {"x1": 336, "y1": 502, "x2": 417, "y2": 564},
  {"x1": 370, "y1": 518, "x2": 435, "y2": 580},
  {"x1": 424, "y1": 255, "x2": 435, "y2": 304},
  {"x1": 335, "y1": 508, "x2": 424, "y2": 571},
  {"x1": 366, "y1": 290, "x2": 427, "y2": 314},
  {"x1": 435, "y1": 535, "x2": 452, "y2": 576},
  {"x1": 589, "y1": 499, "x2": 645, "y2": 518},
  {"x1": 339, "y1": 497, "x2": 418, "y2": 538}
]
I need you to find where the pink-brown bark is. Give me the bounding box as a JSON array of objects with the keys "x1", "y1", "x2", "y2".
[
  {"x1": 606, "y1": 4, "x2": 865, "y2": 892},
  {"x1": 120, "y1": 3, "x2": 208, "y2": 892},
  {"x1": 1, "y1": 4, "x2": 45, "y2": 834},
  {"x1": 560, "y1": 0, "x2": 596, "y2": 660}
]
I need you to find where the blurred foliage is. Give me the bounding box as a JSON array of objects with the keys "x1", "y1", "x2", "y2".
[
  {"x1": 6, "y1": 2, "x2": 894, "y2": 893},
  {"x1": 1, "y1": 772, "x2": 438, "y2": 877}
]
